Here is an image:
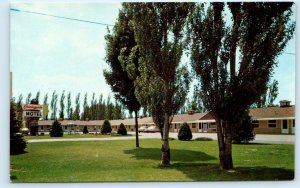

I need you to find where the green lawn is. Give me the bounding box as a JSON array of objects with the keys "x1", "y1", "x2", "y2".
[
  {"x1": 10, "y1": 139, "x2": 294, "y2": 182},
  {"x1": 24, "y1": 133, "x2": 133, "y2": 140}
]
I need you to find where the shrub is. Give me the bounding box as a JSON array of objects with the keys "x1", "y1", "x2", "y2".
[
  {"x1": 50, "y1": 120, "x2": 63, "y2": 137},
  {"x1": 117, "y1": 123, "x2": 127, "y2": 135},
  {"x1": 194, "y1": 137, "x2": 213, "y2": 141},
  {"x1": 101, "y1": 120, "x2": 112, "y2": 134},
  {"x1": 178, "y1": 122, "x2": 193, "y2": 141},
  {"x1": 232, "y1": 112, "x2": 255, "y2": 144},
  {"x1": 83, "y1": 126, "x2": 89, "y2": 134},
  {"x1": 10, "y1": 101, "x2": 27, "y2": 154}
]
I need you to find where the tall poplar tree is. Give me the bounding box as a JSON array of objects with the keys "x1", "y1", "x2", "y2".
[
  {"x1": 43, "y1": 93, "x2": 49, "y2": 120},
  {"x1": 126, "y1": 2, "x2": 194, "y2": 165},
  {"x1": 66, "y1": 92, "x2": 72, "y2": 119},
  {"x1": 35, "y1": 91, "x2": 40, "y2": 104},
  {"x1": 73, "y1": 93, "x2": 80, "y2": 120},
  {"x1": 26, "y1": 92, "x2": 32, "y2": 104},
  {"x1": 188, "y1": 2, "x2": 295, "y2": 169},
  {"x1": 82, "y1": 93, "x2": 88, "y2": 120},
  {"x1": 59, "y1": 90, "x2": 65, "y2": 120},
  {"x1": 50, "y1": 91, "x2": 58, "y2": 120},
  {"x1": 104, "y1": 6, "x2": 141, "y2": 147}
]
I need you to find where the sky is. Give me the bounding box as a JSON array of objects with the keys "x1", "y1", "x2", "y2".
[{"x1": 10, "y1": 2, "x2": 296, "y2": 113}]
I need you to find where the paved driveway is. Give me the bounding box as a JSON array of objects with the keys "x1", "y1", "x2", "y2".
[
  {"x1": 137, "y1": 132, "x2": 295, "y2": 144},
  {"x1": 27, "y1": 132, "x2": 295, "y2": 144}
]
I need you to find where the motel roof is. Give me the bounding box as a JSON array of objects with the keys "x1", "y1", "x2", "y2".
[
  {"x1": 249, "y1": 105, "x2": 295, "y2": 120},
  {"x1": 38, "y1": 105, "x2": 295, "y2": 126},
  {"x1": 172, "y1": 112, "x2": 208, "y2": 123}
]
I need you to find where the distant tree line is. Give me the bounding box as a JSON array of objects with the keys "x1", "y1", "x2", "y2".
[{"x1": 12, "y1": 91, "x2": 127, "y2": 121}]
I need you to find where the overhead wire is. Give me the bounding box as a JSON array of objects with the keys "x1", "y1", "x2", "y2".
[
  {"x1": 10, "y1": 8, "x2": 114, "y2": 27},
  {"x1": 11, "y1": 8, "x2": 296, "y2": 56}
]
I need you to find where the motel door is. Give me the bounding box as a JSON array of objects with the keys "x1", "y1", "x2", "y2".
[
  {"x1": 174, "y1": 124, "x2": 179, "y2": 132},
  {"x1": 202, "y1": 123, "x2": 208, "y2": 133},
  {"x1": 281, "y1": 120, "x2": 289, "y2": 134}
]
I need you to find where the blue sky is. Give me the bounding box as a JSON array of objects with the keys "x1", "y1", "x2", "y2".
[{"x1": 10, "y1": 2, "x2": 296, "y2": 110}]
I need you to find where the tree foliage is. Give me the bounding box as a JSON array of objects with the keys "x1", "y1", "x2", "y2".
[
  {"x1": 43, "y1": 93, "x2": 49, "y2": 120},
  {"x1": 126, "y1": 2, "x2": 194, "y2": 165},
  {"x1": 104, "y1": 7, "x2": 141, "y2": 147},
  {"x1": 178, "y1": 122, "x2": 193, "y2": 141},
  {"x1": 50, "y1": 91, "x2": 58, "y2": 120},
  {"x1": 101, "y1": 120, "x2": 112, "y2": 134},
  {"x1": 83, "y1": 125, "x2": 89, "y2": 134},
  {"x1": 232, "y1": 111, "x2": 255, "y2": 144},
  {"x1": 35, "y1": 91, "x2": 40, "y2": 104},
  {"x1": 26, "y1": 92, "x2": 32, "y2": 104},
  {"x1": 66, "y1": 92, "x2": 72, "y2": 119},
  {"x1": 50, "y1": 120, "x2": 63, "y2": 137},
  {"x1": 117, "y1": 123, "x2": 127, "y2": 135},
  {"x1": 59, "y1": 90, "x2": 65, "y2": 120},
  {"x1": 10, "y1": 100, "x2": 27, "y2": 154},
  {"x1": 188, "y1": 2, "x2": 295, "y2": 169},
  {"x1": 254, "y1": 79, "x2": 279, "y2": 108},
  {"x1": 73, "y1": 93, "x2": 81, "y2": 120}
]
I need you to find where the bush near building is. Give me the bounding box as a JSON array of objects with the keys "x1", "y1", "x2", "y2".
[
  {"x1": 178, "y1": 122, "x2": 193, "y2": 141},
  {"x1": 117, "y1": 123, "x2": 127, "y2": 135},
  {"x1": 101, "y1": 120, "x2": 112, "y2": 134},
  {"x1": 50, "y1": 120, "x2": 63, "y2": 137},
  {"x1": 10, "y1": 101, "x2": 27, "y2": 154},
  {"x1": 83, "y1": 126, "x2": 89, "y2": 134},
  {"x1": 232, "y1": 113, "x2": 255, "y2": 144}
]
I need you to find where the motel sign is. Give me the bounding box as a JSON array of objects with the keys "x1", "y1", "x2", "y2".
[
  {"x1": 24, "y1": 111, "x2": 42, "y2": 118},
  {"x1": 22, "y1": 99, "x2": 43, "y2": 136}
]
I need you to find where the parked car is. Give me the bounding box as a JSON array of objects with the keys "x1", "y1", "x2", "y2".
[
  {"x1": 138, "y1": 126, "x2": 148, "y2": 133},
  {"x1": 145, "y1": 125, "x2": 160, "y2": 133}
]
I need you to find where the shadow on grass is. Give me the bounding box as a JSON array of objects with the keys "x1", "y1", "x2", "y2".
[
  {"x1": 10, "y1": 151, "x2": 28, "y2": 156},
  {"x1": 233, "y1": 143, "x2": 271, "y2": 146},
  {"x1": 124, "y1": 148, "x2": 216, "y2": 162},
  {"x1": 165, "y1": 162, "x2": 294, "y2": 181}
]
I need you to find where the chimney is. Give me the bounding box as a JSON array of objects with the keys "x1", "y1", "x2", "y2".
[
  {"x1": 279, "y1": 100, "x2": 291, "y2": 107},
  {"x1": 188, "y1": 109, "x2": 195, "y2": 115}
]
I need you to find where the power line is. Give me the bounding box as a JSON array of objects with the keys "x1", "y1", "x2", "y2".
[
  {"x1": 282, "y1": 52, "x2": 295, "y2": 56},
  {"x1": 10, "y1": 8, "x2": 114, "y2": 27},
  {"x1": 10, "y1": 8, "x2": 296, "y2": 56}
]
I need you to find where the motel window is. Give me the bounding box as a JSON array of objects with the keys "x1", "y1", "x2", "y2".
[
  {"x1": 192, "y1": 123, "x2": 196, "y2": 128},
  {"x1": 65, "y1": 126, "x2": 67, "y2": 129},
  {"x1": 209, "y1": 123, "x2": 216, "y2": 129},
  {"x1": 268, "y1": 120, "x2": 277, "y2": 128},
  {"x1": 41, "y1": 126, "x2": 43, "y2": 130},
  {"x1": 252, "y1": 120, "x2": 259, "y2": 128}
]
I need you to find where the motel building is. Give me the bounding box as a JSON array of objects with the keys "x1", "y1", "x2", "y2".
[{"x1": 36, "y1": 100, "x2": 295, "y2": 135}]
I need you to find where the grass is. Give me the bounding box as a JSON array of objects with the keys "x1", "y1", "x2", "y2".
[
  {"x1": 24, "y1": 133, "x2": 133, "y2": 140},
  {"x1": 10, "y1": 139, "x2": 294, "y2": 182}
]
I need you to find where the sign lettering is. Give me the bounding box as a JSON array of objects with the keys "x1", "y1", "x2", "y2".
[
  {"x1": 24, "y1": 111, "x2": 42, "y2": 118},
  {"x1": 23, "y1": 104, "x2": 43, "y2": 110}
]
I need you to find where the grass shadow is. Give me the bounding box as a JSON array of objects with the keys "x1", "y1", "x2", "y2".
[
  {"x1": 124, "y1": 147, "x2": 216, "y2": 162},
  {"x1": 168, "y1": 162, "x2": 294, "y2": 181},
  {"x1": 233, "y1": 143, "x2": 271, "y2": 146},
  {"x1": 10, "y1": 151, "x2": 28, "y2": 155}
]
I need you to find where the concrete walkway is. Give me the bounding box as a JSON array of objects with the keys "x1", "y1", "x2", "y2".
[{"x1": 27, "y1": 132, "x2": 295, "y2": 144}]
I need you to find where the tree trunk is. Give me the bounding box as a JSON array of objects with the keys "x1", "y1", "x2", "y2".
[
  {"x1": 216, "y1": 118, "x2": 233, "y2": 169},
  {"x1": 134, "y1": 110, "x2": 139, "y2": 148},
  {"x1": 223, "y1": 122, "x2": 233, "y2": 169},
  {"x1": 161, "y1": 113, "x2": 170, "y2": 165}
]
